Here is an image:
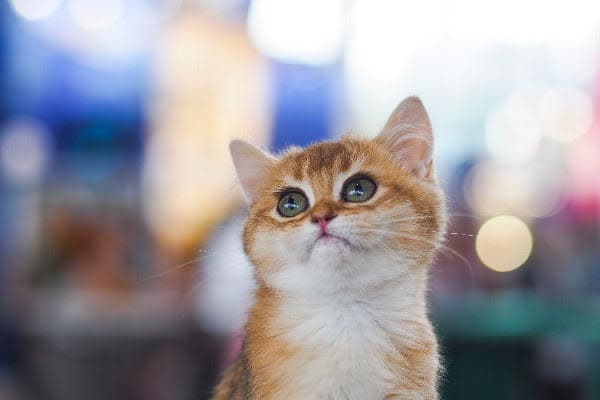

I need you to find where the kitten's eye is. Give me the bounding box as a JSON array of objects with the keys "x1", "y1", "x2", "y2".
[
  {"x1": 277, "y1": 190, "x2": 309, "y2": 217},
  {"x1": 343, "y1": 176, "x2": 377, "y2": 203}
]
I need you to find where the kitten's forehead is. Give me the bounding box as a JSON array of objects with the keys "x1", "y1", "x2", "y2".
[{"x1": 277, "y1": 141, "x2": 359, "y2": 185}]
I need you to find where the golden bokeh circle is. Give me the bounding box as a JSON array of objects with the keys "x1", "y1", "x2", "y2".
[{"x1": 476, "y1": 215, "x2": 533, "y2": 272}]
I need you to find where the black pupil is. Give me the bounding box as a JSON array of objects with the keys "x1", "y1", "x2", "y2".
[
  {"x1": 350, "y1": 183, "x2": 364, "y2": 196},
  {"x1": 285, "y1": 195, "x2": 298, "y2": 209}
]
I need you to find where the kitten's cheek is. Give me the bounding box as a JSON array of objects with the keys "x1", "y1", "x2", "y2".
[{"x1": 276, "y1": 230, "x2": 307, "y2": 262}]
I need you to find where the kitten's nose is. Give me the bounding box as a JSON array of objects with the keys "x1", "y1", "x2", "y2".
[
  {"x1": 312, "y1": 213, "x2": 337, "y2": 234},
  {"x1": 311, "y1": 213, "x2": 337, "y2": 225}
]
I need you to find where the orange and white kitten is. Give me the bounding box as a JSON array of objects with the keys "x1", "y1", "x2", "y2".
[{"x1": 212, "y1": 97, "x2": 446, "y2": 400}]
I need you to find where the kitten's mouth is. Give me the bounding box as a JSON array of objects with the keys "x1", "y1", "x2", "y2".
[{"x1": 314, "y1": 232, "x2": 353, "y2": 248}]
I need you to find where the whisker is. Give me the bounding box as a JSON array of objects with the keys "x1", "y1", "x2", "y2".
[
  {"x1": 141, "y1": 250, "x2": 216, "y2": 283},
  {"x1": 446, "y1": 212, "x2": 481, "y2": 220},
  {"x1": 447, "y1": 231, "x2": 476, "y2": 238},
  {"x1": 378, "y1": 233, "x2": 476, "y2": 282},
  {"x1": 437, "y1": 245, "x2": 475, "y2": 277}
]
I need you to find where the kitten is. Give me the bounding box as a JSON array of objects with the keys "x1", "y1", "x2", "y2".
[{"x1": 212, "y1": 97, "x2": 446, "y2": 400}]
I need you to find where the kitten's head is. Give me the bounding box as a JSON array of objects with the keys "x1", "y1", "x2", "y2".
[{"x1": 230, "y1": 97, "x2": 446, "y2": 287}]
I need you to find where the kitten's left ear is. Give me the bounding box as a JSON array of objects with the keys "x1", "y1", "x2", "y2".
[
  {"x1": 230, "y1": 140, "x2": 275, "y2": 202},
  {"x1": 374, "y1": 96, "x2": 433, "y2": 178}
]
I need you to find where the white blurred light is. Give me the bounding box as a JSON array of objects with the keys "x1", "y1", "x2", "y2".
[
  {"x1": 448, "y1": 0, "x2": 600, "y2": 46},
  {"x1": 195, "y1": 0, "x2": 245, "y2": 19},
  {"x1": 131, "y1": 0, "x2": 183, "y2": 26},
  {"x1": 347, "y1": 0, "x2": 441, "y2": 83},
  {"x1": 0, "y1": 118, "x2": 51, "y2": 184},
  {"x1": 476, "y1": 215, "x2": 533, "y2": 273},
  {"x1": 31, "y1": 0, "x2": 156, "y2": 70},
  {"x1": 18, "y1": 0, "x2": 182, "y2": 70},
  {"x1": 485, "y1": 89, "x2": 543, "y2": 164},
  {"x1": 195, "y1": 215, "x2": 255, "y2": 333},
  {"x1": 464, "y1": 161, "x2": 566, "y2": 218},
  {"x1": 68, "y1": 0, "x2": 124, "y2": 31},
  {"x1": 486, "y1": 87, "x2": 594, "y2": 163},
  {"x1": 344, "y1": 0, "x2": 600, "y2": 141},
  {"x1": 344, "y1": 0, "x2": 443, "y2": 135},
  {"x1": 142, "y1": 12, "x2": 271, "y2": 250},
  {"x1": 66, "y1": 23, "x2": 148, "y2": 69},
  {"x1": 540, "y1": 87, "x2": 594, "y2": 143},
  {"x1": 247, "y1": 0, "x2": 344, "y2": 65},
  {"x1": 8, "y1": 0, "x2": 63, "y2": 21}
]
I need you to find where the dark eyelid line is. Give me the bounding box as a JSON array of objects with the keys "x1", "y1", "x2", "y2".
[
  {"x1": 343, "y1": 172, "x2": 378, "y2": 186},
  {"x1": 275, "y1": 187, "x2": 307, "y2": 198}
]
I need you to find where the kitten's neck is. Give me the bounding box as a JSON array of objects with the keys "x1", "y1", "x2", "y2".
[
  {"x1": 259, "y1": 251, "x2": 431, "y2": 322},
  {"x1": 267, "y1": 251, "x2": 426, "y2": 295}
]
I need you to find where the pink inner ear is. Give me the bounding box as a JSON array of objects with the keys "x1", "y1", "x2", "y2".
[
  {"x1": 375, "y1": 131, "x2": 433, "y2": 176},
  {"x1": 392, "y1": 130, "x2": 432, "y2": 178},
  {"x1": 230, "y1": 140, "x2": 275, "y2": 201},
  {"x1": 375, "y1": 97, "x2": 433, "y2": 178}
]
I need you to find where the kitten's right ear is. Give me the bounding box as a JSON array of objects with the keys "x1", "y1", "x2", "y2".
[
  {"x1": 229, "y1": 140, "x2": 275, "y2": 202},
  {"x1": 374, "y1": 96, "x2": 433, "y2": 179}
]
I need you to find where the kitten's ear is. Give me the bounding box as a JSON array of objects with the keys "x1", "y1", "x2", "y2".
[
  {"x1": 374, "y1": 96, "x2": 433, "y2": 178},
  {"x1": 229, "y1": 139, "x2": 275, "y2": 202}
]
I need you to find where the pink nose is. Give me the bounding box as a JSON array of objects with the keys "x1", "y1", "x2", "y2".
[{"x1": 311, "y1": 214, "x2": 337, "y2": 233}]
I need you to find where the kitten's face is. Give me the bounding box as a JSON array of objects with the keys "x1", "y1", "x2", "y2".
[
  {"x1": 243, "y1": 140, "x2": 442, "y2": 272},
  {"x1": 231, "y1": 97, "x2": 445, "y2": 286}
]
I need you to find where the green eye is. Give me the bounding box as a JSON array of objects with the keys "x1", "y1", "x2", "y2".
[
  {"x1": 343, "y1": 176, "x2": 377, "y2": 203},
  {"x1": 277, "y1": 190, "x2": 309, "y2": 217}
]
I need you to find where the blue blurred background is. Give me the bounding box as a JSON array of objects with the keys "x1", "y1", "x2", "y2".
[{"x1": 1, "y1": 1, "x2": 599, "y2": 399}]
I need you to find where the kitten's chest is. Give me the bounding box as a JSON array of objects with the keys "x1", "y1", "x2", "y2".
[{"x1": 276, "y1": 295, "x2": 403, "y2": 400}]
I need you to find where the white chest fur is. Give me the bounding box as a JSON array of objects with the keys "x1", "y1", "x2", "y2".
[
  {"x1": 279, "y1": 297, "x2": 395, "y2": 399},
  {"x1": 270, "y1": 262, "x2": 428, "y2": 400}
]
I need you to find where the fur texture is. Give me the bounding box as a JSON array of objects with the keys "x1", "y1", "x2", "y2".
[{"x1": 212, "y1": 97, "x2": 446, "y2": 400}]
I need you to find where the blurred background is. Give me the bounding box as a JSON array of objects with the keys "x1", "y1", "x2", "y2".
[{"x1": 0, "y1": 0, "x2": 599, "y2": 399}]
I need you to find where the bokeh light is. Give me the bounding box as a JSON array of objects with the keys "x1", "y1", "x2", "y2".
[
  {"x1": 142, "y1": 13, "x2": 270, "y2": 251},
  {"x1": 476, "y1": 215, "x2": 533, "y2": 272},
  {"x1": 0, "y1": 117, "x2": 51, "y2": 184},
  {"x1": 247, "y1": 0, "x2": 344, "y2": 65},
  {"x1": 539, "y1": 87, "x2": 594, "y2": 143},
  {"x1": 8, "y1": 0, "x2": 63, "y2": 21},
  {"x1": 347, "y1": 0, "x2": 441, "y2": 82},
  {"x1": 13, "y1": 0, "x2": 177, "y2": 70},
  {"x1": 485, "y1": 86, "x2": 594, "y2": 163},
  {"x1": 447, "y1": 0, "x2": 600, "y2": 46},
  {"x1": 132, "y1": 0, "x2": 183, "y2": 25},
  {"x1": 464, "y1": 160, "x2": 566, "y2": 218},
  {"x1": 485, "y1": 88, "x2": 543, "y2": 164},
  {"x1": 68, "y1": 0, "x2": 125, "y2": 31},
  {"x1": 567, "y1": 132, "x2": 600, "y2": 201}
]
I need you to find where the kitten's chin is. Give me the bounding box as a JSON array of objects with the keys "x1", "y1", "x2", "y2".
[{"x1": 307, "y1": 234, "x2": 354, "y2": 263}]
